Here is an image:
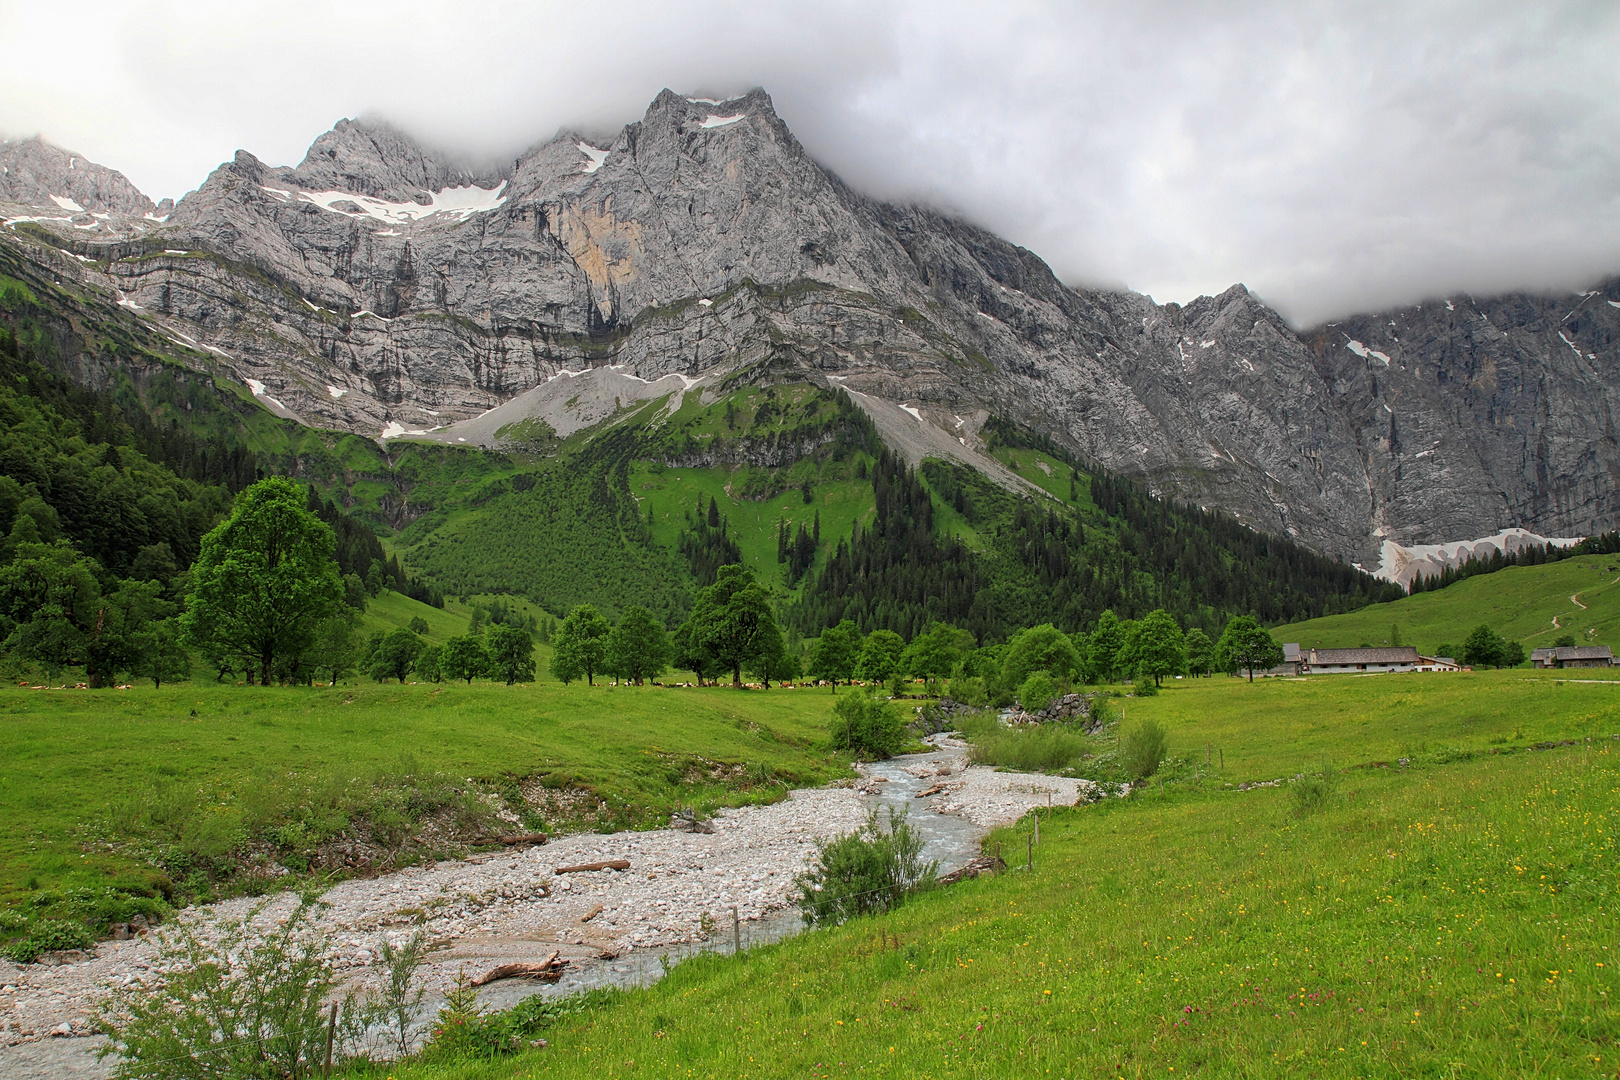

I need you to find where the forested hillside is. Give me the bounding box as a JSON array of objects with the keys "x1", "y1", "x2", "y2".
[{"x1": 0, "y1": 246, "x2": 1402, "y2": 666}]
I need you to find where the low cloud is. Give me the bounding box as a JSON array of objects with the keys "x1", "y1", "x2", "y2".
[{"x1": 2, "y1": 0, "x2": 1615, "y2": 324}]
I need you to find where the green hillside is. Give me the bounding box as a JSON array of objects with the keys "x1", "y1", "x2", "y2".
[
  {"x1": 3, "y1": 240, "x2": 1404, "y2": 649},
  {"x1": 1275, "y1": 553, "x2": 1620, "y2": 654}
]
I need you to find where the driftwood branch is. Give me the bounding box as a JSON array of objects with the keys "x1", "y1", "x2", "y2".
[
  {"x1": 470, "y1": 952, "x2": 565, "y2": 986},
  {"x1": 471, "y1": 832, "x2": 550, "y2": 847},
  {"x1": 938, "y1": 855, "x2": 1006, "y2": 885},
  {"x1": 580, "y1": 904, "x2": 604, "y2": 923},
  {"x1": 554, "y1": 859, "x2": 630, "y2": 874}
]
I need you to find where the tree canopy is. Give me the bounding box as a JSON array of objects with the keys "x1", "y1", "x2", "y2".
[
  {"x1": 550, "y1": 604, "x2": 611, "y2": 685},
  {"x1": 1215, "y1": 615, "x2": 1284, "y2": 681},
  {"x1": 606, "y1": 606, "x2": 671, "y2": 685},
  {"x1": 182, "y1": 478, "x2": 344, "y2": 685},
  {"x1": 810, "y1": 619, "x2": 862, "y2": 686},
  {"x1": 1119, "y1": 609, "x2": 1186, "y2": 686},
  {"x1": 686, "y1": 564, "x2": 779, "y2": 688}
]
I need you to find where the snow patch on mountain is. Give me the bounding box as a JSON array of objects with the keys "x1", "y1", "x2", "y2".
[
  {"x1": 578, "y1": 143, "x2": 610, "y2": 174},
  {"x1": 1373, "y1": 529, "x2": 1585, "y2": 588},
  {"x1": 300, "y1": 182, "x2": 507, "y2": 224}
]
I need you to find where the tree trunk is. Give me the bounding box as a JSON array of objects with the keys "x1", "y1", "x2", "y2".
[
  {"x1": 261, "y1": 651, "x2": 272, "y2": 687},
  {"x1": 732, "y1": 664, "x2": 742, "y2": 689}
]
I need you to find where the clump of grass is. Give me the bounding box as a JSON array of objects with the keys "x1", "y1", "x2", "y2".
[
  {"x1": 1290, "y1": 763, "x2": 1340, "y2": 816},
  {"x1": 1119, "y1": 718, "x2": 1168, "y2": 780},
  {"x1": 968, "y1": 723, "x2": 1089, "y2": 774}
]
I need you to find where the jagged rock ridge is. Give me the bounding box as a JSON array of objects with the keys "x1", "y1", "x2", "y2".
[{"x1": 1, "y1": 88, "x2": 1617, "y2": 571}]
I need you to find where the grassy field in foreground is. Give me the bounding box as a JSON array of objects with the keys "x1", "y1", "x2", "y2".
[
  {"x1": 383, "y1": 733, "x2": 1617, "y2": 1079},
  {"x1": 0, "y1": 682, "x2": 845, "y2": 905},
  {"x1": 1275, "y1": 553, "x2": 1620, "y2": 654}
]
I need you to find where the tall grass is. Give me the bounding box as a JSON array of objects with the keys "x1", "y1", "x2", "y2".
[{"x1": 966, "y1": 723, "x2": 1089, "y2": 773}]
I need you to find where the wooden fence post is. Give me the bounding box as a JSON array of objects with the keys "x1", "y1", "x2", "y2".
[{"x1": 323, "y1": 1001, "x2": 337, "y2": 1076}]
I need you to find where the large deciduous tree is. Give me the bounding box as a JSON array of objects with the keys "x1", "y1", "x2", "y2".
[
  {"x1": 1183, "y1": 626, "x2": 1214, "y2": 677},
  {"x1": 440, "y1": 635, "x2": 491, "y2": 685},
  {"x1": 605, "y1": 606, "x2": 670, "y2": 685},
  {"x1": 487, "y1": 624, "x2": 537, "y2": 685},
  {"x1": 855, "y1": 629, "x2": 906, "y2": 688},
  {"x1": 1001, "y1": 623, "x2": 1083, "y2": 689},
  {"x1": 368, "y1": 627, "x2": 423, "y2": 684},
  {"x1": 1087, "y1": 610, "x2": 1125, "y2": 684},
  {"x1": 551, "y1": 604, "x2": 610, "y2": 685},
  {"x1": 810, "y1": 619, "x2": 862, "y2": 688},
  {"x1": 182, "y1": 478, "x2": 343, "y2": 685},
  {"x1": 1215, "y1": 615, "x2": 1283, "y2": 681},
  {"x1": 1118, "y1": 608, "x2": 1186, "y2": 686},
  {"x1": 0, "y1": 539, "x2": 168, "y2": 686},
  {"x1": 1462, "y1": 624, "x2": 1508, "y2": 669},
  {"x1": 901, "y1": 622, "x2": 975, "y2": 690},
  {"x1": 688, "y1": 564, "x2": 778, "y2": 689}
]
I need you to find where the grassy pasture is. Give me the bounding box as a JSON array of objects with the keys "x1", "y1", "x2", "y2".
[
  {"x1": 1123, "y1": 669, "x2": 1620, "y2": 780},
  {"x1": 382, "y1": 725, "x2": 1618, "y2": 1079},
  {"x1": 1276, "y1": 553, "x2": 1620, "y2": 653},
  {"x1": 0, "y1": 682, "x2": 847, "y2": 906}
]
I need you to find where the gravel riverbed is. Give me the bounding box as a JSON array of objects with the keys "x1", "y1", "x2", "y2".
[{"x1": 0, "y1": 743, "x2": 1100, "y2": 1076}]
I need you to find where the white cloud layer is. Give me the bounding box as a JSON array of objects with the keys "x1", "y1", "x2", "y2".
[{"x1": 0, "y1": 0, "x2": 1615, "y2": 324}]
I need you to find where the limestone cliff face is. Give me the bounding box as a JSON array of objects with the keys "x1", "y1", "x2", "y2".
[{"x1": 2, "y1": 88, "x2": 1617, "y2": 567}]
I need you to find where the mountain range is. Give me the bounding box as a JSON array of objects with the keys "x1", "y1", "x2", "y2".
[{"x1": 3, "y1": 87, "x2": 1616, "y2": 583}]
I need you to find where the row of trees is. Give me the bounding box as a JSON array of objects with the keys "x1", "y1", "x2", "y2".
[
  {"x1": 361, "y1": 623, "x2": 535, "y2": 685},
  {"x1": 549, "y1": 563, "x2": 794, "y2": 688}
]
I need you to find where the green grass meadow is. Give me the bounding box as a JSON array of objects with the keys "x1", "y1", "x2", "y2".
[
  {"x1": 375, "y1": 683, "x2": 1618, "y2": 1079},
  {"x1": 0, "y1": 682, "x2": 848, "y2": 905},
  {"x1": 1277, "y1": 554, "x2": 1620, "y2": 654}
]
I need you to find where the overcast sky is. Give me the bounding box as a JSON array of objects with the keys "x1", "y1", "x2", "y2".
[{"x1": 2, "y1": 0, "x2": 1616, "y2": 324}]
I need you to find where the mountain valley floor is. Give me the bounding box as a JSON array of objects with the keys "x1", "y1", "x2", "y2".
[{"x1": 1, "y1": 672, "x2": 1616, "y2": 1077}]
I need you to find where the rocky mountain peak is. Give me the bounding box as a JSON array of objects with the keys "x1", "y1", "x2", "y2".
[
  {"x1": 5, "y1": 88, "x2": 1617, "y2": 574},
  {"x1": 0, "y1": 136, "x2": 155, "y2": 217},
  {"x1": 287, "y1": 117, "x2": 503, "y2": 202}
]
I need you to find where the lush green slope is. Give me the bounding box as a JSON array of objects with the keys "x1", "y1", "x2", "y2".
[
  {"x1": 1, "y1": 239, "x2": 1407, "y2": 643},
  {"x1": 377, "y1": 672, "x2": 1618, "y2": 1080},
  {"x1": 1275, "y1": 553, "x2": 1620, "y2": 654}
]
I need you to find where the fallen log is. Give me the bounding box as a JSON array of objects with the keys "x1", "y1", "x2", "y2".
[
  {"x1": 914, "y1": 782, "x2": 948, "y2": 798},
  {"x1": 580, "y1": 903, "x2": 604, "y2": 923},
  {"x1": 470, "y1": 952, "x2": 565, "y2": 987},
  {"x1": 938, "y1": 855, "x2": 1006, "y2": 885},
  {"x1": 471, "y1": 832, "x2": 550, "y2": 847},
  {"x1": 554, "y1": 859, "x2": 631, "y2": 874}
]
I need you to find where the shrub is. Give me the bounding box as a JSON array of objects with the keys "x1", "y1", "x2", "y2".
[
  {"x1": 2, "y1": 917, "x2": 93, "y2": 963},
  {"x1": 1132, "y1": 675, "x2": 1159, "y2": 697},
  {"x1": 423, "y1": 975, "x2": 595, "y2": 1060},
  {"x1": 341, "y1": 930, "x2": 429, "y2": 1059},
  {"x1": 1120, "y1": 719, "x2": 1168, "y2": 780},
  {"x1": 1018, "y1": 671, "x2": 1059, "y2": 712},
  {"x1": 946, "y1": 674, "x2": 988, "y2": 708},
  {"x1": 797, "y1": 809, "x2": 936, "y2": 926},
  {"x1": 97, "y1": 899, "x2": 334, "y2": 1078},
  {"x1": 968, "y1": 724, "x2": 1089, "y2": 774},
  {"x1": 829, "y1": 691, "x2": 906, "y2": 760},
  {"x1": 1086, "y1": 695, "x2": 1112, "y2": 729}
]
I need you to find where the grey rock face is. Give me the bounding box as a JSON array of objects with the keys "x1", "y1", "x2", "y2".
[
  {"x1": 0, "y1": 137, "x2": 155, "y2": 217},
  {"x1": 2, "y1": 88, "x2": 1617, "y2": 568}
]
